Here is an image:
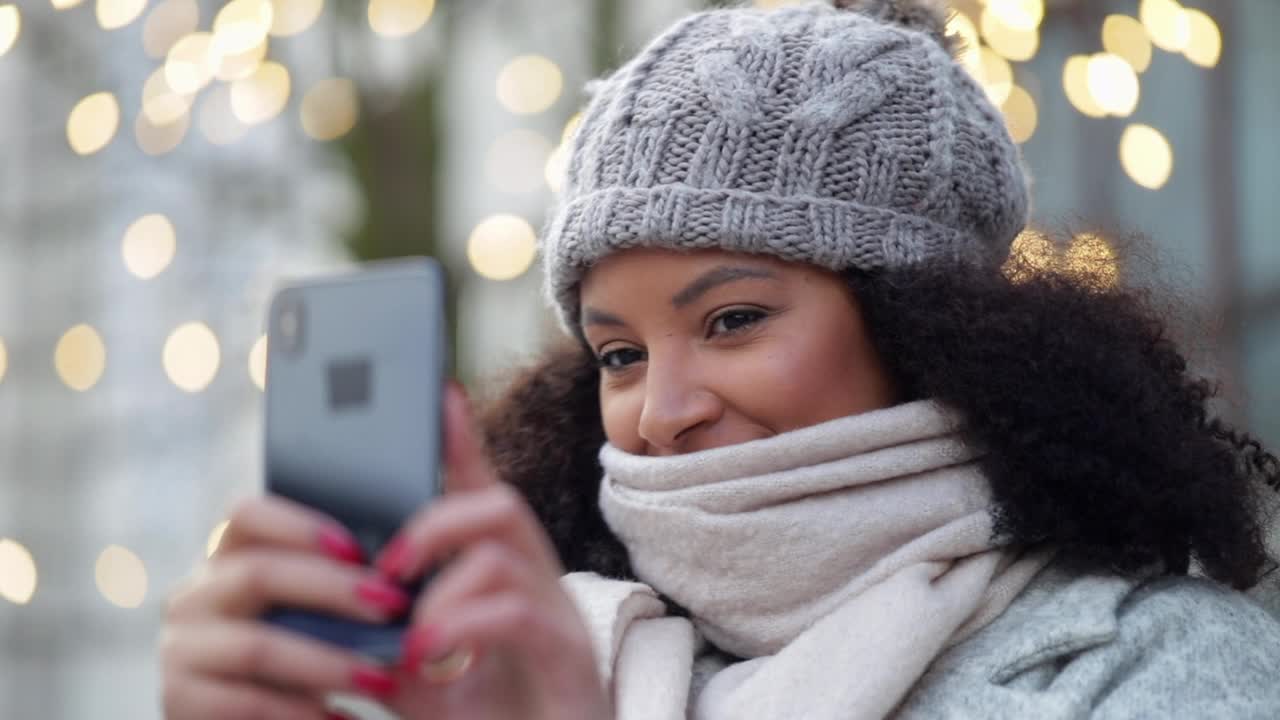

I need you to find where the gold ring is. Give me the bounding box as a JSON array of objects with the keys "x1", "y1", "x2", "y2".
[{"x1": 419, "y1": 646, "x2": 475, "y2": 684}]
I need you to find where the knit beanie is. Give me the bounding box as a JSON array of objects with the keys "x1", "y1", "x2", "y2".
[{"x1": 541, "y1": 0, "x2": 1030, "y2": 331}]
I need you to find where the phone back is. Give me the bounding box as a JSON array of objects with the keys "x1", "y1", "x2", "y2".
[{"x1": 265, "y1": 258, "x2": 447, "y2": 557}]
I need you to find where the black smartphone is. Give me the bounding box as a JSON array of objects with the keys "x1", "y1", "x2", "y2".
[{"x1": 261, "y1": 257, "x2": 448, "y2": 663}]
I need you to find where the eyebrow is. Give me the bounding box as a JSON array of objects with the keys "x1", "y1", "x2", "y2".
[{"x1": 580, "y1": 264, "x2": 778, "y2": 330}]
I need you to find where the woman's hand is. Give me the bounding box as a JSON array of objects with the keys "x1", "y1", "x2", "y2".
[
  {"x1": 159, "y1": 496, "x2": 411, "y2": 720},
  {"x1": 378, "y1": 384, "x2": 610, "y2": 720}
]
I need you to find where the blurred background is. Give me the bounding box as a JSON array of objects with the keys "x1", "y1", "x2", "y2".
[{"x1": 0, "y1": 0, "x2": 1276, "y2": 717}]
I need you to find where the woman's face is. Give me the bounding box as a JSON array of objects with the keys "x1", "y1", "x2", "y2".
[{"x1": 578, "y1": 249, "x2": 898, "y2": 456}]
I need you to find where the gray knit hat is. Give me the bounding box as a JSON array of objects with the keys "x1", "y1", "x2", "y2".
[{"x1": 542, "y1": 0, "x2": 1030, "y2": 331}]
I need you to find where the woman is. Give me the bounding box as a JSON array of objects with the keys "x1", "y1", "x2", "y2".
[{"x1": 160, "y1": 1, "x2": 1280, "y2": 718}]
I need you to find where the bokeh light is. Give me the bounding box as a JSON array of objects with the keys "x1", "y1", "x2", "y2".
[
  {"x1": 980, "y1": 7, "x2": 1039, "y2": 62},
  {"x1": 142, "y1": 0, "x2": 199, "y2": 60},
  {"x1": 1001, "y1": 84, "x2": 1037, "y2": 144},
  {"x1": 0, "y1": 538, "x2": 37, "y2": 605},
  {"x1": 545, "y1": 144, "x2": 570, "y2": 193},
  {"x1": 212, "y1": 0, "x2": 273, "y2": 59},
  {"x1": 248, "y1": 334, "x2": 267, "y2": 391},
  {"x1": 67, "y1": 92, "x2": 120, "y2": 155},
  {"x1": 230, "y1": 61, "x2": 291, "y2": 125},
  {"x1": 198, "y1": 84, "x2": 248, "y2": 146},
  {"x1": 206, "y1": 520, "x2": 229, "y2": 557},
  {"x1": 486, "y1": 129, "x2": 554, "y2": 194},
  {"x1": 135, "y1": 109, "x2": 190, "y2": 155},
  {"x1": 300, "y1": 77, "x2": 359, "y2": 141},
  {"x1": 1065, "y1": 232, "x2": 1120, "y2": 287},
  {"x1": 270, "y1": 0, "x2": 323, "y2": 37},
  {"x1": 978, "y1": 47, "x2": 1013, "y2": 106},
  {"x1": 52, "y1": 0, "x2": 85, "y2": 9},
  {"x1": 1182, "y1": 9, "x2": 1221, "y2": 68},
  {"x1": 496, "y1": 55, "x2": 563, "y2": 115},
  {"x1": 1140, "y1": 0, "x2": 1190, "y2": 53},
  {"x1": 986, "y1": 0, "x2": 1044, "y2": 32},
  {"x1": 215, "y1": 35, "x2": 268, "y2": 82},
  {"x1": 467, "y1": 214, "x2": 538, "y2": 281},
  {"x1": 165, "y1": 32, "x2": 217, "y2": 95},
  {"x1": 121, "y1": 214, "x2": 177, "y2": 279},
  {"x1": 96, "y1": 0, "x2": 147, "y2": 30},
  {"x1": 0, "y1": 5, "x2": 19, "y2": 59},
  {"x1": 1120, "y1": 123, "x2": 1173, "y2": 190},
  {"x1": 163, "y1": 322, "x2": 221, "y2": 393},
  {"x1": 946, "y1": 11, "x2": 982, "y2": 76},
  {"x1": 561, "y1": 112, "x2": 583, "y2": 146},
  {"x1": 1102, "y1": 15, "x2": 1153, "y2": 74},
  {"x1": 0, "y1": 337, "x2": 7, "y2": 384},
  {"x1": 95, "y1": 545, "x2": 147, "y2": 609},
  {"x1": 1062, "y1": 55, "x2": 1106, "y2": 118},
  {"x1": 1086, "y1": 53, "x2": 1140, "y2": 117},
  {"x1": 368, "y1": 0, "x2": 434, "y2": 38},
  {"x1": 142, "y1": 67, "x2": 193, "y2": 126},
  {"x1": 55, "y1": 324, "x2": 107, "y2": 391}
]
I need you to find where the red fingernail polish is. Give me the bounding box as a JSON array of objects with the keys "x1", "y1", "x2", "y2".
[
  {"x1": 401, "y1": 625, "x2": 440, "y2": 671},
  {"x1": 351, "y1": 665, "x2": 398, "y2": 699},
  {"x1": 376, "y1": 535, "x2": 410, "y2": 579},
  {"x1": 317, "y1": 525, "x2": 364, "y2": 564},
  {"x1": 355, "y1": 578, "x2": 410, "y2": 615}
]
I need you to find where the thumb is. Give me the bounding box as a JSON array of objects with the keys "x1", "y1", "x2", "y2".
[{"x1": 442, "y1": 382, "x2": 496, "y2": 493}]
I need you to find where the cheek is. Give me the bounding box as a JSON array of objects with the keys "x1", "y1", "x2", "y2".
[{"x1": 599, "y1": 381, "x2": 646, "y2": 452}]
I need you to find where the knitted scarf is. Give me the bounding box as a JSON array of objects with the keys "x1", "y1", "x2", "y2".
[{"x1": 562, "y1": 400, "x2": 1053, "y2": 720}]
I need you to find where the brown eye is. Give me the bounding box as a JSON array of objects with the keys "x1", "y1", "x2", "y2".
[
  {"x1": 598, "y1": 347, "x2": 645, "y2": 370},
  {"x1": 710, "y1": 309, "x2": 766, "y2": 336}
]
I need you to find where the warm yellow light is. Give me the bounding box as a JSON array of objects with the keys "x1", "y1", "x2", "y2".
[
  {"x1": 486, "y1": 129, "x2": 554, "y2": 195},
  {"x1": 946, "y1": 11, "x2": 982, "y2": 77},
  {"x1": 0, "y1": 5, "x2": 19, "y2": 59},
  {"x1": 1086, "y1": 53, "x2": 1140, "y2": 117},
  {"x1": 1182, "y1": 9, "x2": 1221, "y2": 68},
  {"x1": 122, "y1": 214, "x2": 177, "y2": 278},
  {"x1": 55, "y1": 324, "x2": 106, "y2": 391},
  {"x1": 212, "y1": 0, "x2": 272, "y2": 58},
  {"x1": 300, "y1": 77, "x2": 359, "y2": 141},
  {"x1": 198, "y1": 84, "x2": 248, "y2": 145},
  {"x1": 1102, "y1": 15, "x2": 1152, "y2": 74},
  {"x1": 165, "y1": 32, "x2": 216, "y2": 95},
  {"x1": 986, "y1": 0, "x2": 1043, "y2": 32},
  {"x1": 561, "y1": 112, "x2": 583, "y2": 146},
  {"x1": 978, "y1": 47, "x2": 1012, "y2": 106},
  {"x1": 1004, "y1": 230, "x2": 1119, "y2": 286},
  {"x1": 96, "y1": 0, "x2": 148, "y2": 30},
  {"x1": 496, "y1": 55, "x2": 563, "y2": 115},
  {"x1": 67, "y1": 92, "x2": 120, "y2": 156},
  {"x1": 230, "y1": 61, "x2": 290, "y2": 125},
  {"x1": 467, "y1": 214, "x2": 538, "y2": 281},
  {"x1": 1140, "y1": 0, "x2": 1190, "y2": 53},
  {"x1": 545, "y1": 144, "x2": 570, "y2": 193},
  {"x1": 206, "y1": 520, "x2": 229, "y2": 557},
  {"x1": 1004, "y1": 229, "x2": 1056, "y2": 282},
  {"x1": 0, "y1": 538, "x2": 37, "y2": 605},
  {"x1": 248, "y1": 334, "x2": 267, "y2": 391},
  {"x1": 1065, "y1": 232, "x2": 1119, "y2": 287},
  {"x1": 1120, "y1": 124, "x2": 1173, "y2": 190},
  {"x1": 142, "y1": 67, "x2": 192, "y2": 126},
  {"x1": 1062, "y1": 55, "x2": 1106, "y2": 118},
  {"x1": 142, "y1": 0, "x2": 198, "y2": 60},
  {"x1": 215, "y1": 35, "x2": 268, "y2": 82},
  {"x1": 52, "y1": 0, "x2": 85, "y2": 8},
  {"x1": 0, "y1": 337, "x2": 6, "y2": 384},
  {"x1": 752, "y1": 0, "x2": 807, "y2": 7},
  {"x1": 135, "y1": 108, "x2": 189, "y2": 155},
  {"x1": 1001, "y1": 84, "x2": 1037, "y2": 144},
  {"x1": 163, "y1": 322, "x2": 221, "y2": 392},
  {"x1": 980, "y1": 7, "x2": 1038, "y2": 62},
  {"x1": 271, "y1": 0, "x2": 323, "y2": 37},
  {"x1": 95, "y1": 545, "x2": 147, "y2": 609},
  {"x1": 368, "y1": 0, "x2": 434, "y2": 38}
]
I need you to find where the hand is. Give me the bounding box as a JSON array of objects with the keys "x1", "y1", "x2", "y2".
[
  {"x1": 159, "y1": 495, "x2": 410, "y2": 719},
  {"x1": 378, "y1": 384, "x2": 611, "y2": 720}
]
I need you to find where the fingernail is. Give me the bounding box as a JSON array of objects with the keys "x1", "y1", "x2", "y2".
[
  {"x1": 355, "y1": 577, "x2": 410, "y2": 615},
  {"x1": 376, "y1": 535, "x2": 410, "y2": 579},
  {"x1": 317, "y1": 525, "x2": 364, "y2": 564},
  {"x1": 401, "y1": 624, "x2": 440, "y2": 672},
  {"x1": 351, "y1": 665, "x2": 398, "y2": 699}
]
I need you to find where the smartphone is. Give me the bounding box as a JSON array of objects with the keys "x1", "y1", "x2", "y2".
[{"x1": 261, "y1": 257, "x2": 449, "y2": 663}]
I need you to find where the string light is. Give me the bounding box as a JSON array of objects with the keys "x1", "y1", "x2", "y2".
[
  {"x1": 165, "y1": 32, "x2": 217, "y2": 95},
  {"x1": 980, "y1": 7, "x2": 1039, "y2": 62},
  {"x1": 1086, "y1": 53, "x2": 1140, "y2": 117},
  {"x1": 52, "y1": 0, "x2": 85, "y2": 9},
  {"x1": 300, "y1": 77, "x2": 359, "y2": 141},
  {"x1": 248, "y1": 334, "x2": 267, "y2": 391},
  {"x1": 142, "y1": 67, "x2": 192, "y2": 126},
  {"x1": 230, "y1": 61, "x2": 291, "y2": 125},
  {"x1": 1065, "y1": 232, "x2": 1119, "y2": 287},
  {"x1": 1182, "y1": 9, "x2": 1221, "y2": 68},
  {"x1": 142, "y1": 0, "x2": 199, "y2": 60},
  {"x1": 1001, "y1": 84, "x2": 1037, "y2": 144},
  {"x1": 1119, "y1": 123, "x2": 1173, "y2": 190},
  {"x1": 945, "y1": 11, "x2": 982, "y2": 77},
  {"x1": 67, "y1": 92, "x2": 120, "y2": 155},
  {"x1": 1140, "y1": 0, "x2": 1190, "y2": 53},
  {"x1": 95, "y1": 545, "x2": 147, "y2": 609},
  {"x1": 198, "y1": 84, "x2": 248, "y2": 146},
  {"x1": 55, "y1": 324, "x2": 107, "y2": 391},
  {"x1": 1062, "y1": 55, "x2": 1106, "y2": 118},
  {"x1": 368, "y1": 0, "x2": 434, "y2": 38},
  {"x1": 0, "y1": 538, "x2": 37, "y2": 605},
  {"x1": 1102, "y1": 15, "x2": 1153, "y2": 74},
  {"x1": 467, "y1": 214, "x2": 538, "y2": 281},
  {"x1": 135, "y1": 109, "x2": 190, "y2": 155},
  {"x1": 212, "y1": 0, "x2": 273, "y2": 60},
  {"x1": 215, "y1": 35, "x2": 269, "y2": 82},
  {"x1": 496, "y1": 55, "x2": 563, "y2": 115},
  {"x1": 986, "y1": 0, "x2": 1044, "y2": 32},
  {"x1": 96, "y1": 0, "x2": 148, "y2": 31},
  {"x1": 270, "y1": 0, "x2": 323, "y2": 37},
  {"x1": 0, "y1": 5, "x2": 19, "y2": 59},
  {"x1": 121, "y1": 214, "x2": 177, "y2": 279},
  {"x1": 163, "y1": 322, "x2": 221, "y2": 392},
  {"x1": 978, "y1": 47, "x2": 1013, "y2": 106}
]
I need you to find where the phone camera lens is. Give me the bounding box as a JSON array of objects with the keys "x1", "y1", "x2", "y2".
[{"x1": 275, "y1": 296, "x2": 305, "y2": 354}]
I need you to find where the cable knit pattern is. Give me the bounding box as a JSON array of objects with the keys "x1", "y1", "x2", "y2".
[{"x1": 542, "y1": 1, "x2": 1030, "y2": 330}]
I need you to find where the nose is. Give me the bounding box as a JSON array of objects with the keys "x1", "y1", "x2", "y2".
[{"x1": 636, "y1": 353, "x2": 723, "y2": 454}]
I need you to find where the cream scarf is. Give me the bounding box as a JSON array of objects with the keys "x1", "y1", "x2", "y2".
[{"x1": 562, "y1": 400, "x2": 1054, "y2": 720}]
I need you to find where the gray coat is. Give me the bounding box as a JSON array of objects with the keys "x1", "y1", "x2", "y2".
[{"x1": 896, "y1": 565, "x2": 1280, "y2": 718}]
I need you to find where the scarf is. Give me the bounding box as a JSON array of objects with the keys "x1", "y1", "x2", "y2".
[{"x1": 562, "y1": 399, "x2": 1053, "y2": 720}]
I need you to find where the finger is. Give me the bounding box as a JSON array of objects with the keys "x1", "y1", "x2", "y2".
[
  {"x1": 411, "y1": 540, "x2": 543, "y2": 624},
  {"x1": 442, "y1": 382, "x2": 496, "y2": 494},
  {"x1": 375, "y1": 484, "x2": 561, "y2": 584},
  {"x1": 168, "y1": 549, "x2": 410, "y2": 622},
  {"x1": 162, "y1": 672, "x2": 329, "y2": 720},
  {"x1": 218, "y1": 495, "x2": 364, "y2": 565},
  {"x1": 162, "y1": 621, "x2": 399, "y2": 701}
]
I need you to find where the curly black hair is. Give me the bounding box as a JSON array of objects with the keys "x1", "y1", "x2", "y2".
[{"x1": 480, "y1": 234, "x2": 1279, "y2": 590}]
